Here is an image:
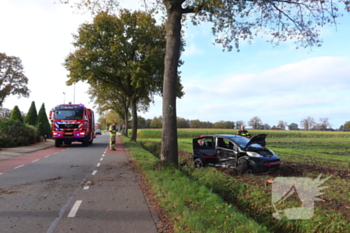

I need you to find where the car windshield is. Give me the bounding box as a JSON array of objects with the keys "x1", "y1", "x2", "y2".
[
  {"x1": 55, "y1": 110, "x2": 83, "y2": 120},
  {"x1": 225, "y1": 135, "x2": 265, "y2": 149},
  {"x1": 226, "y1": 136, "x2": 250, "y2": 148}
]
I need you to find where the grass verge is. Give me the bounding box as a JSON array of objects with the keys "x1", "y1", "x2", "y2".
[
  {"x1": 138, "y1": 137, "x2": 350, "y2": 233},
  {"x1": 121, "y1": 136, "x2": 269, "y2": 233}
]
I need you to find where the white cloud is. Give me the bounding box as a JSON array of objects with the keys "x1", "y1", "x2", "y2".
[
  {"x1": 183, "y1": 43, "x2": 205, "y2": 56},
  {"x1": 165, "y1": 56, "x2": 350, "y2": 127}
]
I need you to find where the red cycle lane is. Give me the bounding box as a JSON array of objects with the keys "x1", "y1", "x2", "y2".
[
  {"x1": 104, "y1": 135, "x2": 125, "y2": 154},
  {"x1": 0, "y1": 147, "x2": 66, "y2": 174}
]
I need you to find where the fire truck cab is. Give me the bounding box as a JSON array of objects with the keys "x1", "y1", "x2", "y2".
[{"x1": 49, "y1": 103, "x2": 95, "y2": 147}]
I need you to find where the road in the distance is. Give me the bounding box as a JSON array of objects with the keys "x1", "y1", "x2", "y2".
[{"x1": 0, "y1": 134, "x2": 157, "y2": 233}]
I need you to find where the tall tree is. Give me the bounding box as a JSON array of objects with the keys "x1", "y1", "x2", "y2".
[
  {"x1": 235, "y1": 120, "x2": 245, "y2": 129},
  {"x1": 61, "y1": 0, "x2": 350, "y2": 167},
  {"x1": 36, "y1": 103, "x2": 51, "y2": 138},
  {"x1": 263, "y1": 123, "x2": 271, "y2": 130},
  {"x1": 0, "y1": 107, "x2": 11, "y2": 121},
  {"x1": 343, "y1": 121, "x2": 350, "y2": 131},
  {"x1": 65, "y1": 10, "x2": 183, "y2": 141},
  {"x1": 301, "y1": 116, "x2": 316, "y2": 131},
  {"x1": 248, "y1": 116, "x2": 263, "y2": 129},
  {"x1": 25, "y1": 101, "x2": 37, "y2": 126},
  {"x1": 0, "y1": 53, "x2": 30, "y2": 106},
  {"x1": 277, "y1": 120, "x2": 288, "y2": 130},
  {"x1": 318, "y1": 117, "x2": 331, "y2": 130},
  {"x1": 288, "y1": 123, "x2": 299, "y2": 131},
  {"x1": 150, "y1": 116, "x2": 162, "y2": 128},
  {"x1": 88, "y1": 85, "x2": 131, "y2": 136},
  {"x1": 177, "y1": 117, "x2": 189, "y2": 128},
  {"x1": 10, "y1": 105, "x2": 23, "y2": 122}
]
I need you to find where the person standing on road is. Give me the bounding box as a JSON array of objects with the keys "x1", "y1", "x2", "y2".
[
  {"x1": 238, "y1": 125, "x2": 251, "y2": 138},
  {"x1": 109, "y1": 122, "x2": 118, "y2": 151}
]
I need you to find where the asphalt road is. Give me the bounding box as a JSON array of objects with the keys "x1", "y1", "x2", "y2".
[{"x1": 0, "y1": 134, "x2": 158, "y2": 233}]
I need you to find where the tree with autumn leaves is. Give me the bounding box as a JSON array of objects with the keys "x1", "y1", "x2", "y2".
[
  {"x1": 64, "y1": 10, "x2": 184, "y2": 141},
  {"x1": 0, "y1": 53, "x2": 30, "y2": 107},
  {"x1": 61, "y1": 0, "x2": 350, "y2": 167}
]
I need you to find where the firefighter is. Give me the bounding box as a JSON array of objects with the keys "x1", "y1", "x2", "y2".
[
  {"x1": 109, "y1": 122, "x2": 118, "y2": 151},
  {"x1": 238, "y1": 125, "x2": 251, "y2": 138}
]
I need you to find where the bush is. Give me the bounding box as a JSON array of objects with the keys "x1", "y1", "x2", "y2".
[{"x1": 0, "y1": 120, "x2": 39, "y2": 148}]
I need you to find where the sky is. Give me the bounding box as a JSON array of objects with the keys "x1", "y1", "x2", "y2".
[{"x1": 1, "y1": 0, "x2": 350, "y2": 129}]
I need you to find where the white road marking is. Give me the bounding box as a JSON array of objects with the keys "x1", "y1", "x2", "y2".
[
  {"x1": 14, "y1": 165, "x2": 24, "y2": 169},
  {"x1": 92, "y1": 170, "x2": 97, "y2": 175},
  {"x1": 100, "y1": 158, "x2": 103, "y2": 161},
  {"x1": 83, "y1": 186, "x2": 89, "y2": 190},
  {"x1": 102, "y1": 154, "x2": 105, "y2": 157},
  {"x1": 97, "y1": 163, "x2": 101, "y2": 167},
  {"x1": 45, "y1": 155, "x2": 50, "y2": 158},
  {"x1": 32, "y1": 159, "x2": 39, "y2": 163},
  {"x1": 67, "y1": 200, "x2": 82, "y2": 217},
  {"x1": 0, "y1": 173, "x2": 3, "y2": 175}
]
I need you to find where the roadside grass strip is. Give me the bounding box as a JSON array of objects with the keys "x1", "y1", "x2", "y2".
[
  {"x1": 186, "y1": 167, "x2": 349, "y2": 233},
  {"x1": 121, "y1": 137, "x2": 269, "y2": 233},
  {"x1": 137, "y1": 134, "x2": 350, "y2": 233}
]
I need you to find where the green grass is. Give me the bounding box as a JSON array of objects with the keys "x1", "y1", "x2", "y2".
[
  {"x1": 122, "y1": 136, "x2": 270, "y2": 233},
  {"x1": 133, "y1": 129, "x2": 350, "y2": 233}
]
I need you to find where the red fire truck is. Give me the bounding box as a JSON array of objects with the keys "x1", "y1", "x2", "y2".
[{"x1": 49, "y1": 103, "x2": 95, "y2": 147}]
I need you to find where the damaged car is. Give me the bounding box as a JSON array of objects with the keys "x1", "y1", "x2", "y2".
[{"x1": 192, "y1": 134, "x2": 280, "y2": 174}]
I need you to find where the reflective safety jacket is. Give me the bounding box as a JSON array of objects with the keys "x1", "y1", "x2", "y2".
[
  {"x1": 109, "y1": 125, "x2": 117, "y2": 136},
  {"x1": 238, "y1": 130, "x2": 251, "y2": 138}
]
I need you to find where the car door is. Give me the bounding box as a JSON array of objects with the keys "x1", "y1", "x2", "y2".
[
  {"x1": 216, "y1": 137, "x2": 235, "y2": 164},
  {"x1": 193, "y1": 136, "x2": 216, "y2": 163}
]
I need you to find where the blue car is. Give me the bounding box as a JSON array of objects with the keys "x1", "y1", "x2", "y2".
[{"x1": 192, "y1": 134, "x2": 280, "y2": 174}]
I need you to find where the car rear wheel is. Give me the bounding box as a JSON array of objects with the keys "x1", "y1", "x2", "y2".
[
  {"x1": 194, "y1": 158, "x2": 205, "y2": 168},
  {"x1": 237, "y1": 158, "x2": 248, "y2": 174}
]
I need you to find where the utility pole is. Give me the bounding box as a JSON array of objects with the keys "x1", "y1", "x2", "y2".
[{"x1": 63, "y1": 92, "x2": 65, "y2": 104}]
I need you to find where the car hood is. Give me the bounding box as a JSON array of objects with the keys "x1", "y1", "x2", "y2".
[{"x1": 245, "y1": 134, "x2": 267, "y2": 149}]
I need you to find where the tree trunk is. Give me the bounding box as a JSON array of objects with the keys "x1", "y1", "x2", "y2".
[
  {"x1": 161, "y1": 2, "x2": 182, "y2": 168},
  {"x1": 123, "y1": 105, "x2": 129, "y2": 137},
  {"x1": 130, "y1": 99, "x2": 138, "y2": 141}
]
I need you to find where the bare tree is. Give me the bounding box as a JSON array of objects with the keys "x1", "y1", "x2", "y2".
[
  {"x1": 318, "y1": 118, "x2": 332, "y2": 130},
  {"x1": 277, "y1": 120, "x2": 288, "y2": 130},
  {"x1": 236, "y1": 120, "x2": 245, "y2": 129},
  {"x1": 301, "y1": 117, "x2": 316, "y2": 131}
]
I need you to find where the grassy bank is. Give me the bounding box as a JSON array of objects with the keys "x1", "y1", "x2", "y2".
[
  {"x1": 133, "y1": 129, "x2": 350, "y2": 233},
  {"x1": 121, "y1": 136, "x2": 269, "y2": 233}
]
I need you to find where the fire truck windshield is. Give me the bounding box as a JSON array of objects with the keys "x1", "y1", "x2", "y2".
[{"x1": 54, "y1": 110, "x2": 83, "y2": 120}]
